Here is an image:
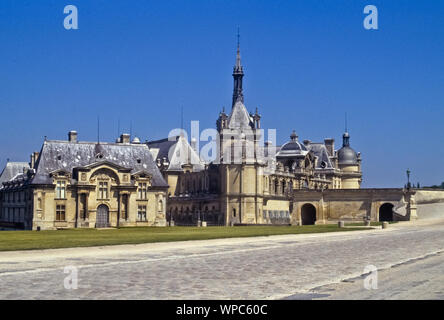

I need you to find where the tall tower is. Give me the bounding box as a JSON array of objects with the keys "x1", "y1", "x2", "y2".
[{"x1": 217, "y1": 35, "x2": 266, "y2": 226}]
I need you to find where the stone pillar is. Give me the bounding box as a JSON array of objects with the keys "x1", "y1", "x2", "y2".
[
  {"x1": 408, "y1": 193, "x2": 418, "y2": 220},
  {"x1": 126, "y1": 193, "x2": 130, "y2": 221},
  {"x1": 117, "y1": 192, "x2": 122, "y2": 223},
  {"x1": 75, "y1": 191, "x2": 80, "y2": 228},
  {"x1": 85, "y1": 193, "x2": 89, "y2": 221}
]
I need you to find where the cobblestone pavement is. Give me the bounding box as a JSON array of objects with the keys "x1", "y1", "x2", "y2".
[
  {"x1": 1, "y1": 220, "x2": 444, "y2": 299},
  {"x1": 296, "y1": 251, "x2": 444, "y2": 300}
]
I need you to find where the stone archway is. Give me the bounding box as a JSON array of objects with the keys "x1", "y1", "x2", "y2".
[
  {"x1": 96, "y1": 204, "x2": 109, "y2": 228},
  {"x1": 301, "y1": 203, "x2": 317, "y2": 225},
  {"x1": 379, "y1": 203, "x2": 394, "y2": 222}
]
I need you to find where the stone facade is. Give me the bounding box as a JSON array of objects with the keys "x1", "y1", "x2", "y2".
[
  {"x1": 0, "y1": 133, "x2": 168, "y2": 230},
  {"x1": 291, "y1": 188, "x2": 418, "y2": 225}
]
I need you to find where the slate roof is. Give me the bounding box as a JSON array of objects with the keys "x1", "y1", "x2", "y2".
[
  {"x1": 307, "y1": 143, "x2": 334, "y2": 169},
  {"x1": 31, "y1": 140, "x2": 168, "y2": 187},
  {"x1": 0, "y1": 162, "x2": 30, "y2": 188},
  {"x1": 338, "y1": 131, "x2": 358, "y2": 165},
  {"x1": 228, "y1": 101, "x2": 254, "y2": 129},
  {"x1": 147, "y1": 137, "x2": 178, "y2": 162},
  {"x1": 276, "y1": 132, "x2": 308, "y2": 158},
  {"x1": 148, "y1": 136, "x2": 205, "y2": 172},
  {"x1": 338, "y1": 146, "x2": 358, "y2": 165}
]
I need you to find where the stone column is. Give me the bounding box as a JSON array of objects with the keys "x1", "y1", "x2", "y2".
[
  {"x1": 117, "y1": 192, "x2": 121, "y2": 227},
  {"x1": 408, "y1": 193, "x2": 418, "y2": 220},
  {"x1": 85, "y1": 193, "x2": 89, "y2": 222},
  {"x1": 75, "y1": 191, "x2": 80, "y2": 228}
]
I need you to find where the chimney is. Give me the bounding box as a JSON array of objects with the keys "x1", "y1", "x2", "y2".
[
  {"x1": 120, "y1": 133, "x2": 130, "y2": 144},
  {"x1": 324, "y1": 138, "x2": 334, "y2": 156},
  {"x1": 30, "y1": 151, "x2": 40, "y2": 169},
  {"x1": 68, "y1": 131, "x2": 78, "y2": 143}
]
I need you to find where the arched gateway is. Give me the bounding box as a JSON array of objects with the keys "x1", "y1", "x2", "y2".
[
  {"x1": 379, "y1": 203, "x2": 394, "y2": 222},
  {"x1": 301, "y1": 203, "x2": 317, "y2": 225}
]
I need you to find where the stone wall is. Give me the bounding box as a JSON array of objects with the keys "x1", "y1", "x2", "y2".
[
  {"x1": 291, "y1": 188, "x2": 415, "y2": 224},
  {"x1": 414, "y1": 189, "x2": 444, "y2": 204}
]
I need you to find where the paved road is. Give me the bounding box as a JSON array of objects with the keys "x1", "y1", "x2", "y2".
[{"x1": 1, "y1": 219, "x2": 444, "y2": 299}]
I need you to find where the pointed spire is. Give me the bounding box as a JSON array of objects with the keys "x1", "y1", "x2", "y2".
[
  {"x1": 232, "y1": 27, "x2": 244, "y2": 107},
  {"x1": 343, "y1": 113, "x2": 350, "y2": 147},
  {"x1": 235, "y1": 27, "x2": 241, "y2": 70}
]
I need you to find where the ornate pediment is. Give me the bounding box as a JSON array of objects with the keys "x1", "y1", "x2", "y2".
[
  {"x1": 132, "y1": 170, "x2": 153, "y2": 185},
  {"x1": 49, "y1": 169, "x2": 72, "y2": 179},
  {"x1": 76, "y1": 160, "x2": 132, "y2": 172},
  {"x1": 90, "y1": 168, "x2": 119, "y2": 184}
]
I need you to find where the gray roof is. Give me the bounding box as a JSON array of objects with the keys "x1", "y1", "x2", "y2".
[
  {"x1": 276, "y1": 132, "x2": 308, "y2": 158},
  {"x1": 0, "y1": 162, "x2": 30, "y2": 187},
  {"x1": 148, "y1": 136, "x2": 205, "y2": 172},
  {"x1": 147, "y1": 137, "x2": 178, "y2": 162},
  {"x1": 338, "y1": 146, "x2": 358, "y2": 165},
  {"x1": 228, "y1": 101, "x2": 254, "y2": 129},
  {"x1": 31, "y1": 140, "x2": 168, "y2": 187},
  {"x1": 307, "y1": 143, "x2": 334, "y2": 169}
]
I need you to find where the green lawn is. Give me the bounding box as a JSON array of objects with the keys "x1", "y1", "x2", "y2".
[{"x1": 0, "y1": 225, "x2": 371, "y2": 252}]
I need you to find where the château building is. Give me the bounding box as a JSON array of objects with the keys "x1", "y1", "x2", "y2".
[
  {"x1": 0, "y1": 132, "x2": 168, "y2": 230},
  {"x1": 149, "y1": 43, "x2": 362, "y2": 226},
  {"x1": 0, "y1": 42, "x2": 363, "y2": 230}
]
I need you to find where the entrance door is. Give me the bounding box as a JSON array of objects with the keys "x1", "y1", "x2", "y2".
[
  {"x1": 96, "y1": 204, "x2": 109, "y2": 228},
  {"x1": 379, "y1": 203, "x2": 394, "y2": 222},
  {"x1": 301, "y1": 203, "x2": 317, "y2": 225}
]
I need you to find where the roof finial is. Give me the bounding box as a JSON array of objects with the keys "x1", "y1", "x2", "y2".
[
  {"x1": 236, "y1": 26, "x2": 241, "y2": 68},
  {"x1": 97, "y1": 116, "x2": 100, "y2": 144},
  {"x1": 345, "y1": 112, "x2": 348, "y2": 133},
  {"x1": 180, "y1": 105, "x2": 185, "y2": 138}
]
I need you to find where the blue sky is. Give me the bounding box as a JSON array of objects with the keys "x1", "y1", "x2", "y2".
[{"x1": 0, "y1": 0, "x2": 443, "y2": 187}]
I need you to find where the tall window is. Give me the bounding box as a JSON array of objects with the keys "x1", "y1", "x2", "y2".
[
  {"x1": 138, "y1": 183, "x2": 148, "y2": 200},
  {"x1": 138, "y1": 205, "x2": 147, "y2": 221},
  {"x1": 56, "y1": 205, "x2": 66, "y2": 221},
  {"x1": 98, "y1": 182, "x2": 108, "y2": 199},
  {"x1": 56, "y1": 181, "x2": 66, "y2": 199}
]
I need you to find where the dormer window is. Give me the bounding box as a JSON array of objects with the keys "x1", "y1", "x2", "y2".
[{"x1": 56, "y1": 181, "x2": 66, "y2": 199}]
